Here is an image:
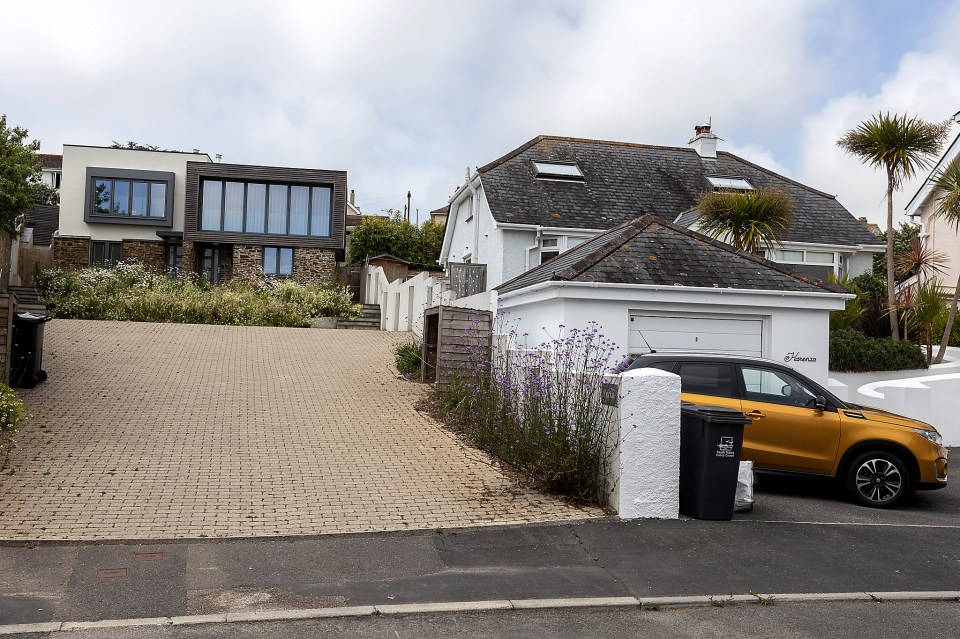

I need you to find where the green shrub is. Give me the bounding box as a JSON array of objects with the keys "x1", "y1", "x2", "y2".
[
  {"x1": 394, "y1": 341, "x2": 422, "y2": 378},
  {"x1": 34, "y1": 263, "x2": 361, "y2": 327},
  {"x1": 829, "y1": 329, "x2": 927, "y2": 372}
]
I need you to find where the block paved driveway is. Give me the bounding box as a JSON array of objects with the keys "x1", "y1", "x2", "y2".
[{"x1": 0, "y1": 320, "x2": 599, "y2": 540}]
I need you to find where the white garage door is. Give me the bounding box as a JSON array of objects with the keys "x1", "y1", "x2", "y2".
[{"x1": 628, "y1": 313, "x2": 763, "y2": 357}]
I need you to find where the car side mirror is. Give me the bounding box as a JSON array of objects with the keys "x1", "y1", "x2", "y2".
[{"x1": 814, "y1": 396, "x2": 827, "y2": 411}]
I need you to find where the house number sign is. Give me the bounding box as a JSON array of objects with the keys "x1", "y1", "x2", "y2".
[{"x1": 600, "y1": 383, "x2": 619, "y2": 407}]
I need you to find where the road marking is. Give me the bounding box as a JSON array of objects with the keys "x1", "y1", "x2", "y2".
[
  {"x1": 1, "y1": 591, "x2": 958, "y2": 634},
  {"x1": 732, "y1": 520, "x2": 960, "y2": 529}
]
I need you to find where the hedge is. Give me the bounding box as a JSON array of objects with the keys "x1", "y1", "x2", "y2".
[{"x1": 829, "y1": 329, "x2": 927, "y2": 373}]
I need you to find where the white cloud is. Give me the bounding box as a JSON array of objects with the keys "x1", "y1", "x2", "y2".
[
  {"x1": 797, "y1": 7, "x2": 960, "y2": 228},
  {"x1": 6, "y1": 0, "x2": 955, "y2": 226}
]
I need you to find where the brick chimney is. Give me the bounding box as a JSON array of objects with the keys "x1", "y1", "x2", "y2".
[{"x1": 689, "y1": 120, "x2": 718, "y2": 158}]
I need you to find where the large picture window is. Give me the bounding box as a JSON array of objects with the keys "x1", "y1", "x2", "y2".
[
  {"x1": 200, "y1": 179, "x2": 333, "y2": 237},
  {"x1": 85, "y1": 168, "x2": 174, "y2": 227}
]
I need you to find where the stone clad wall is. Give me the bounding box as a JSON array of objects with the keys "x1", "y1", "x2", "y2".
[
  {"x1": 233, "y1": 245, "x2": 263, "y2": 281},
  {"x1": 52, "y1": 237, "x2": 90, "y2": 270},
  {"x1": 292, "y1": 247, "x2": 336, "y2": 284},
  {"x1": 121, "y1": 240, "x2": 165, "y2": 272}
]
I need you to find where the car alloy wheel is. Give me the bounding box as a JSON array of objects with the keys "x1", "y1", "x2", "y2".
[{"x1": 846, "y1": 451, "x2": 910, "y2": 508}]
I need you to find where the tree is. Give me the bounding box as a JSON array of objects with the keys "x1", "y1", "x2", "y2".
[
  {"x1": 837, "y1": 112, "x2": 951, "y2": 341},
  {"x1": 931, "y1": 155, "x2": 960, "y2": 363},
  {"x1": 0, "y1": 115, "x2": 50, "y2": 293},
  {"x1": 0, "y1": 115, "x2": 46, "y2": 236},
  {"x1": 348, "y1": 210, "x2": 445, "y2": 267},
  {"x1": 908, "y1": 278, "x2": 946, "y2": 364},
  {"x1": 694, "y1": 187, "x2": 795, "y2": 254},
  {"x1": 872, "y1": 221, "x2": 919, "y2": 276}
]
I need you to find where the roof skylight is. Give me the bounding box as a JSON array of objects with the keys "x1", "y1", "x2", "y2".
[
  {"x1": 706, "y1": 175, "x2": 754, "y2": 190},
  {"x1": 533, "y1": 161, "x2": 584, "y2": 180}
]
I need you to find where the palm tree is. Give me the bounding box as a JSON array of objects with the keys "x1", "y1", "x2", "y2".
[
  {"x1": 695, "y1": 187, "x2": 795, "y2": 254},
  {"x1": 932, "y1": 155, "x2": 960, "y2": 363},
  {"x1": 837, "y1": 112, "x2": 951, "y2": 341},
  {"x1": 910, "y1": 278, "x2": 946, "y2": 364}
]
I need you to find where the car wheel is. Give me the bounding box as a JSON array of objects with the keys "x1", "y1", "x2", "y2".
[{"x1": 845, "y1": 451, "x2": 911, "y2": 508}]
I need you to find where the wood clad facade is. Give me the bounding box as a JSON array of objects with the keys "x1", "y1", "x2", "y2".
[
  {"x1": 183, "y1": 162, "x2": 347, "y2": 250},
  {"x1": 421, "y1": 306, "x2": 492, "y2": 385}
]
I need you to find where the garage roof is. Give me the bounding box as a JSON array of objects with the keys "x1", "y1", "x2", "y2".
[
  {"x1": 479, "y1": 136, "x2": 882, "y2": 247},
  {"x1": 497, "y1": 215, "x2": 845, "y2": 295}
]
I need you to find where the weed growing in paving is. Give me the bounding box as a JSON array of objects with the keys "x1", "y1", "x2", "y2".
[
  {"x1": 431, "y1": 320, "x2": 622, "y2": 507},
  {"x1": 36, "y1": 262, "x2": 361, "y2": 327},
  {"x1": 394, "y1": 340, "x2": 423, "y2": 378}
]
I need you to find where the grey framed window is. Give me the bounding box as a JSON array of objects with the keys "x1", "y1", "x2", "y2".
[
  {"x1": 85, "y1": 168, "x2": 174, "y2": 226},
  {"x1": 199, "y1": 179, "x2": 333, "y2": 237},
  {"x1": 263, "y1": 247, "x2": 294, "y2": 277},
  {"x1": 90, "y1": 241, "x2": 122, "y2": 267}
]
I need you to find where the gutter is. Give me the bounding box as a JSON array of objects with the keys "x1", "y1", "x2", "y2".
[{"x1": 497, "y1": 280, "x2": 854, "y2": 302}]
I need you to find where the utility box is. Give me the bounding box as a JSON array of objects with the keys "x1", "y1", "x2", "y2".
[{"x1": 421, "y1": 306, "x2": 492, "y2": 385}]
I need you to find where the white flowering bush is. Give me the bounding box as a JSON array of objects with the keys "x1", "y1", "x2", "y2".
[
  {"x1": 0, "y1": 382, "x2": 24, "y2": 463},
  {"x1": 35, "y1": 263, "x2": 361, "y2": 327}
]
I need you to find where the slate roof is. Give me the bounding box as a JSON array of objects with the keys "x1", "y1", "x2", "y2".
[
  {"x1": 478, "y1": 136, "x2": 883, "y2": 247},
  {"x1": 497, "y1": 215, "x2": 846, "y2": 295},
  {"x1": 38, "y1": 154, "x2": 62, "y2": 170},
  {"x1": 24, "y1": 205, "x2": 59, "y2": 246}
]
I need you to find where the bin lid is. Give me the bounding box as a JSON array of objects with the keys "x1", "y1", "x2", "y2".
[
  {"x1": 16, "y1": 312, "x2": 52, "y2": 322},
  {"x1": 680, "y1": 403, "x2": 751, "y2": 424}
]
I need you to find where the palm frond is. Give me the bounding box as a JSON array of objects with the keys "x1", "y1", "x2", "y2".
[
  {"x1": 932, "y1": 155, "x2": 960, "y2": 230},
  {"x1": 695, "y1": 187, "x2": 795, "y2": 253},
  {"x1": 837, "y1": 112, "x2": 951, "y2": 189},
  {"x1": 895, "y1": 236, "x2": 947, "y2": 279}
]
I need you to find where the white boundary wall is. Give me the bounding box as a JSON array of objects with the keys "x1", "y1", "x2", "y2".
[
  {"x1": 828, "y1": 347, "x2": 960, "y2": 445},
  {"x1": 361, "y1": 264, "x2": 495, "y2": 336},
  {"x1": 606, "y1": 369, "x2": 681, "y2": 519}
]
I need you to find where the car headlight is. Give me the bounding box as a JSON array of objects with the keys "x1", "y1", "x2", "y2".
[{"x1": 914, "y1": 428, "x2": 942, "y2": 445}]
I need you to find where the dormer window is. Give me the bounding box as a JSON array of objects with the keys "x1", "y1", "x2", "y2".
[
  {"x1": 533, "y1": 161, "x2": 584, "y2": 181},
  {"x1": 706, "y1": 175, "x2": 753, "y2": 191}
]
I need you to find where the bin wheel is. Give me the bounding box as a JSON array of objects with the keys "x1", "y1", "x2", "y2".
[
  {"x1": 845, "y1": 450, "x2": 911, "y2": 508},
  {"x1": 36, "y1": 370, "x2": 48, "y2": 383}
]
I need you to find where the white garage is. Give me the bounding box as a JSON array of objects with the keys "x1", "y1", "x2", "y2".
[
  {"x1": 494, "y1": 217, "x2": 852, "y2": 384},
  {"x1": 628, "y1": 313, "x2": 763, "y2": 357}
]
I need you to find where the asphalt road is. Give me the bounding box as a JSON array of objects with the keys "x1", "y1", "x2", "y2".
[
  {"x1": 1, "y1": 450, "x2": 956, "y2": 629},
  {"x1": 8, "y1": 601, "x2": 960, "y2": 638}
]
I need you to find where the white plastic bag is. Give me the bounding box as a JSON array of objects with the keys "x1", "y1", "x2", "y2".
[{"x1": 734, "y1": 461, "x2": 754, "y2": 512}]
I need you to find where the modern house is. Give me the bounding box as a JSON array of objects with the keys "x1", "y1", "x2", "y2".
[
  {"x1": 52, "y1": 145, "x2": 347, "y2": 283},
  {"x1": 496, "y1": 216, "x2": 850, "y2": 384},
  {"x1": 439, "y1": 126, "x2": 885, "y2": 290},
  {"x1": 906, "y1": 111, "x2": 960, "y2": 295}
]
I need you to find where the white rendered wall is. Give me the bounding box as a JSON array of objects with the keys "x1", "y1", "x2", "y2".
[
  {"x1": 607, "y1": 368, "x2": 681, "y2": 519},
  {"x1": 846, "y1": 251, "x2": 876, "y2": 278},
  {"x1": 852, "y1": 374, "x2": 960, "y2": 446},
  {"x1": 58, "y1": 145, "x2": 211, "y2": 241},
  {"x1": 918, "y1": 200, "x2": 960, "y2": 291},
  {"x1": 498, "y1": 285, "x2": 842, "y2": 385}
]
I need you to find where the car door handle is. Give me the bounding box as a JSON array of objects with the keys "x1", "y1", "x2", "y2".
[{"x1": 746, "y1": 410, "x2": 765, "y2": 420}]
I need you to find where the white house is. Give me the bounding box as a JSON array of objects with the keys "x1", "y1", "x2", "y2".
[
  {"x1": 905, "y1": 111, "x2": 960, "y2": 295},
  {"x1": 495, "y1": 216, "x2": 851, "y2": 384},
  {"x1": 440, "y1": 126, "x2": 884, "y2": 291}
]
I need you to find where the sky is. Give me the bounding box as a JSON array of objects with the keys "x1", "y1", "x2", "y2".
[{"x1": 4, "y1": 0, "x2": 960, "y2": 226}]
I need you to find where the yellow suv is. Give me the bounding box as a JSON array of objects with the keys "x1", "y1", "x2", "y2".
[{"x1": 626, "y1": 353, "x2": 949, "y2": 508}]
